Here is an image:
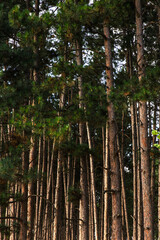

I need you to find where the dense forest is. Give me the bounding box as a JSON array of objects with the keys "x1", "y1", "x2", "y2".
[{"x1": 0, "y1": 0, "x2": 160, "y2": 239}]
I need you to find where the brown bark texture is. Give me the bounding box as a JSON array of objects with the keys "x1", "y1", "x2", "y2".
[
  {"x1": 103, "y1": 19, "x2": 121, "y2": 240},
  {"x1": 135, "y1": 0, "x2": 153, "y2": 239},
  {"x1": 76, "y1": 40, "x2": 89, "y2": 240}
]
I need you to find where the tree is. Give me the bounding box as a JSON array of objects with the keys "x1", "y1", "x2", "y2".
[
  {"x1": 135, "y1": 0, "x2": 153, "y2": 238},
  {"x1": 103, "y1": 19, "x2": 121, "y2": 240}
]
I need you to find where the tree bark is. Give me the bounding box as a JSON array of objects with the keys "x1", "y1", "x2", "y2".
[
  {"x1": 157, "y1": 6, "x2": 160, "y2": 240},
  {"x1": 34, "y1": 137, "x2": 41, "y2": 240},
  {"x1": 85, "y1": 118, "x2": 99, "y2": 240},
  {"x1": 116, "y1": 131, "x2": 130, "y2": 240},
  {"x1": 103, "y1": 123, "x2": 109, "y2": 240},
  {"x1": 53, "y1": 89, "x2": 65, "y2": 240},
  {"x1": 135, "y1": 104, "x2": 143, "y2": 240},
  {"x1": 135, "y1": 0, "x2": 153, "y2": 238},
  {"x1": 43, "y1": 139, "x2": 56, "y2": 239},
  {"x1": 76, "y1": 40, "x2": 89, "y2": 240},
  {"x1": 27, "y1": 132, "x2": 36, "y2": 240},
  {"x1": 103, "y1": 19, "x2": 121, "y2": 240},
  {"x1": 27, "y1": 1, "x2": 39, "y2": 239},
  {"x1": 19, "y1": 142, "x2": 28, "y2": 240},
  {"x1": 150, "y1": 103, "x2": 157, "y2": 238},
  {"x1": 130, "y1": 102, "x2": 138, "y2": 240},
  {"x1": 158, "y1": 107, "x2": 160, "y2": 240}
]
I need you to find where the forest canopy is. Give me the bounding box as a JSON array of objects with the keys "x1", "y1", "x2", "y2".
[{"x1": 0, "y1": 0, "x2": 160, "y2": 240}]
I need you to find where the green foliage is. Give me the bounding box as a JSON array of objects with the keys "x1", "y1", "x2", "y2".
[
  {"x1": 68, "y1": 186, "x2": 81, "y2": 204},
  {"x1": 0, "y1": 157, "x2": 21, "y2": 182},
  {"x1": 152, "y1": 130, "x2": 160, "y2": 149},
  {"x1": 0, "y1": 224, "x2": 10, "y2": 239},
  {"x1": 0, "y1": 0, "x2": 159, "y2": 237}
]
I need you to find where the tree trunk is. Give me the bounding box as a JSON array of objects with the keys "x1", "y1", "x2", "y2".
[
  {"x1": 103, "y1": 19, "x2": 121, "y2": 240},
  {"x1": 43, "y1": 139, "x2": 56, "y2": 239},
  {"x1": 135, "y1": 104, "x2": 143, "y2": 240},
  {"x1": 130, "y1": 102, "x2": 138, "y2": 240},
  {"x1": 158, "y1": 107, "x2": 160, "y2": 240},
  {"x1": 19, "y1": 141, "x2": 28, "y2": 240},
  {"x1": 53, "y1": 150, "x2": 62, "y2": 240},
  {"x1": 27, "y1": 129, "x2": 36, "y2": 240},
  {"x1": 85, "y1": 118, "x2": 99, "y2": 240},
  {"x1": 53, "y1": 88, "x2": 65, "y2": 240},
  {"x1": 27, "y1": 2, "x2": 39, "y2": 239},
  {"x1": 126, "y1": 45, "x2": 138, "y2": 240},
  {"x1": 158, "y1": 6, "x2": 160, "y2": 240},
  {"x1": 150, "y1": 103, "x2": 157, "y2": 238},
  {"x1": 135, "y1": 0, "x2": 153, "y2": 238},
  {"x1": 75, "y1": 40, "x2": 89, "y2": 240},
  {"x1": 70, "y1": 156, "x2": 76, "y2": 240},
  {"x1": 116, "y1": 131, "x2": 130, "y2": 240},
  {"x1": 34, "y1": 137, "x2": 41, "y2": 240},
  {"x1": 103, "y1": 123, "x2": 109, "y2": 240}
]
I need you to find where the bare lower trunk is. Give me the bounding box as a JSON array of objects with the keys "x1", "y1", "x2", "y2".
[
  {"x1": 87, "y1": 159, "x2": 92, "y2": 240},
  {"x1": 151, "y1": 103, "x2": 157, "y2": 237},
  {"x1": 157, "y1": 6, "x2": 160, "y2": 240},
  {"x1": 70, "y1": 156, "x2": 76, "y2": 240},
  {"x1": 19, "y1": 148, "x2": 28, "y2": 240},
  {"x1": 27, "y1": 134, "x2": 35, "y2": 240},
  {"x1": 103, "y1": 20, "x2": 121, "y2": 240},
  {"x1": 34, "y1": 137, "x2": 41, "y2": 240},
  {"x1": 64, "y1": 152, "x2": 71, "y2": 240},
  {"x1": 43, "y1": 140, "x2": 56, "y2": 239},
  {"x1": 127, "y1": 45, "x2": 137, "y2": 240},
  {"x1": 130, "y1": 102, "x2": 138, "y2": 240},
  {"x1": 27, "y1": 2, "x2": 39, "y2": 239},
  {"x1": 79, "y1": 145, "x2": 89, "y2": 240},
  {"x1": 76, "y1": 40, "x2": 89, "y2": 240},
  {"x1": 136, "y1": 105, "x2": 143, "y2": 240},
  {"x1": 53, "y1": 150, "x2": 62, "y2": 240},
  {"x1": 86, "y1": 119, "x2": 99, "y2": 240},
  {"x1": 116, "y1": 132, "x2": 130, "y2": 240},
  {"x1": 53, "y1": 88, "x2": 65, "y2": 240},
  {"x1": 103, "y1": 123, "x2": 109, "y2": 240},
  {"x1": 135, "y1": 0, "x2": 153, "y2": 238}
]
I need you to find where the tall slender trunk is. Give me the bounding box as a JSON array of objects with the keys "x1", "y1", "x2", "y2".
[
  {"x1": 158, "y1": 5, "x2": 160, "y2": 43},
  {"x1": 76, "y1": 40, "x2": 89, "y2": 240},
  {"x1": 62, "y1": 157, "x2": 67, "y2": 239},
  {"x1": 70, "y1": 156, "x2": 76, "y2": 240},
  {"x1": 135, "y1": 104, "x2": 143, "y2": 240},
  {"x1": 53, "y1": 89, "x2": 65, "y2": 240},
  {"x1": 9, "y1": 185, "x2": 15, "y2": 240},
  {"x1": 37, "y1": 133, "x2": 46, "y2": 239},
  {"x1": 157, "y1": 6, "x2": 160, "y2": 240},
  {"x1": 103, "y1": 19, "x2": 121, "y2": 240},
  {"x1": 27, "y1": 132, "x2": 36, "y2": 240},
  {"x1": 158, "y1": 107, "x2": 160, "y2": 240},
  {"x1": 53, "y1": 151, "x2": 62, "y2": 240},
  {"x1": 19, "y1": 137, "x2": 28, "y2": 240},
  {"x1": 130, "y1": 102, "x2": 138, "y2": 240},
  {"x1": 0, "y1": 124, "x2": 2, "y2": 240},
  {"x1": 103, "y1": 123, "x2": 109, "y2": 240},
  {"x1": 43, "y1": 139, "x2": 56, "y2": 239},
  {"x1": 126, "y1": 45, "x2": 138, "y2": 240},
  {"x1": 51, "y1": 163, "x2": 56, "y2": 240},
  {"x1": 101, "y1": 127, "x2": 105, "y2": 240},
  {"x1": 151, "y1": 103, "x2": 157, "y2": 238},
  {"x1": 27, "y1": 2, "x2": 39, "y2": 239},
  {"x1": 87, "y1": 158, "x2": 92, "y2": 240},
  {"x1": 116, "y1": 131, "x2": 130, "y2": 240},
  {"x1": 135, "y1": 0, "x2": 153, "y2": 238},
  {"x1": 34, "y1": 137, "x2": 41, "y2": 240},
  {"x1": 85, "y1": 118, "x2": 99, "y2": 240},
  {"x1": 66, "y1": 154, "x2": 71, "y2": 240}
]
